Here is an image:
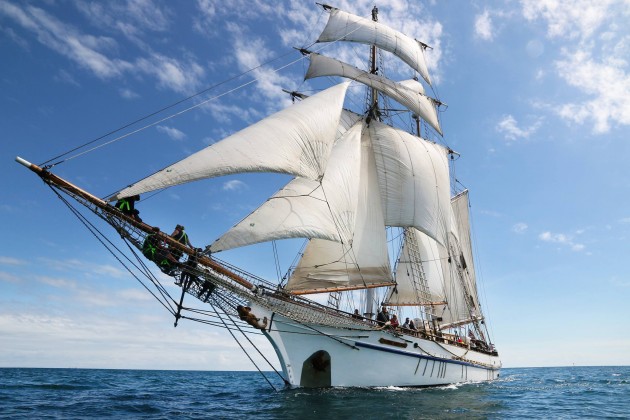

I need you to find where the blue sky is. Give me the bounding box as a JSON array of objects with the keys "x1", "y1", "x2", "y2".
[{"x1": 2, "y1": 0, "x2": 630, "y2": 370}]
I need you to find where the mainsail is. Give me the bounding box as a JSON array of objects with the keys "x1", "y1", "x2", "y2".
[
  {"x1": 369, "y1": 121, "x2": 451, "y2": 247},
  {"x1": 286, "y1": 123, "x2": 393, "y2": 294}
]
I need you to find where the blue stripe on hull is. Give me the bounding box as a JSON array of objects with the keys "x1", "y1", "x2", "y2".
[{"x1": 354, "y1": 341, "x2": 498, "y2": 372}]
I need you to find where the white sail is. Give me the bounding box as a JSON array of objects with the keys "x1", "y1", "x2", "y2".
[
  {"x1": 433, "y1": 234, "x2": 471, "y2": 327},
  {"x1": 209, "y1": 122, "x2": 363, "y2": 252},
  {"x1": 387, "y1": 228, "x2": 446, "y2": 306},
  {"x1": 398, "y1": 79, "x2": 425, "y2": 95},
  {"x1": 111, "y1": 83, "x2": 350, "y2": 200},
  {"x1": 286, "y1": 123, "x2": 392, "y2": 293},
  {"x1": 305, "y1": 53, "x2": 442, "y2": 134},
  {"x1": 369, "y1": 121, "x2": 451, "y2": 246},
  {"x1": 318, "y1": 8, "x2": 432, "y2": 86},
  {"x1": 450, "y1": 191, "x2": 481, "y2": 312}
]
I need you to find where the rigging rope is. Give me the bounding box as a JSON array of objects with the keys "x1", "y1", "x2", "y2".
[
  {"x1": 212, "y1": 293, "x2": 289, "y2": 386},
  {"x1": 205, "y1": 299, "x2": 280, "y2": 392},
  {"x1": 40, "y1": 45, "x2": 301, "y2": 168},
  {"x1": 49, "y1": 185, "x2": 177, "y2": 314}
]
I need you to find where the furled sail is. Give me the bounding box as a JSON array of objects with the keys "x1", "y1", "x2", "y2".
[
  {"x1": 286, "y1": 123, "x2": 393, "y2": 293},
  {"x1": 369, "y1": 121, "x2": 451, "y2": 246},
  {"x1": 209, "y1": 122, "x2": 363, "y2": 252},
  {"x1": 110, "y1": 82, "x2": 350, "y2": 200},
  {"x1": 317, "y1": 7, "x2": 432, "y2": 85},
  {"x1": 386, "y1": 228, "x2": 446, "y2": 306},
  {"x1": 305, "y1": 53, "x2": 442, "y2": 134}
]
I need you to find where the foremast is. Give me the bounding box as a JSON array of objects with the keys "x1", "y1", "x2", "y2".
[{"x1": 364, "y1": 4, "x2": 380, "y2": 321}]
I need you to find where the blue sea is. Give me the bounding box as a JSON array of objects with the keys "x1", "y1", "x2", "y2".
[{"x1": 0, "y1": 366, "x2": 628, "y2": 419}]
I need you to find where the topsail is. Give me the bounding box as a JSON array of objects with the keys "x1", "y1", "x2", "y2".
[{"x1": 318, "y1": 7, "x2": 432, "y2": 85}]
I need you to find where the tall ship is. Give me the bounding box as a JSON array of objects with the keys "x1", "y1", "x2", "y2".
[{"x1": 17, "y1": 4, "x2": 500, "y2": 387}]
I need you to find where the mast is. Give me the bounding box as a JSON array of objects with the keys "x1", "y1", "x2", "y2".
[
  {"x1": 364, "y1": 5, "x2": 379, "y2": 320},
  {"x1": 369, "y1": 6, "x2": 379, "y2": 112}
]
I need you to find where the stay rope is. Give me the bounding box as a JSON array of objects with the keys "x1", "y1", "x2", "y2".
[{"x1": 49, "y1": 184, "x2": 177, "y2": 315}]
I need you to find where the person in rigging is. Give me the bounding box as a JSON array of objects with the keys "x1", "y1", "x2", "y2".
[
  {"x1": 170, "y1": 224, "x2": 192, "y2": 261},
  {"x1": 143, "y1": 227, "x2": 178, "y2": 274},
  {"x1": 115, "y1": 194, "x2": 141, "y2": 221}
]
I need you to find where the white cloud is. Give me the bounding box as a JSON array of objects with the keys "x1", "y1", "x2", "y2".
[
  {"x1": 496, "y1": 114, "x2": 542, "y2": 141},
  {"x1": 539, "y1": 231, "x2": 586, "y2": 252},
  {"x1": 36, "y1": 275, "x2": 77, "y2": 289},
  {"x1": 555, "y1": 48, "x2": 630, "y2": 134},
  {"x1": 37, "y1": 258, "x2": 128, "y2": 280},
  {"x1": 512, "y1": 222, "x2": 528, "y2": 233},
  {"x1": 136, "y1": 53, "x2": 205, "y2": 94},
  {"x1": 119, "y1": 88, "x2": 139, "y2": 99},
  {"x1": 230, "y1": 31, "x2": 295, "y2": 111},
  {"x1": 521, "y1": 0, "x2": 616, "y2": 40},
  {"x1": 223, "y1": 180, "x2": 247, "y2": 191},
  {"x1": 75, "y1": 0, "x2": 172, "y2": 45},
  {"x1": 0, "y1": 256, "x2": 26, "y2": 265},
  {"x1": 0, "y1": 2, "x2": 204, "y2": 95},
  {"x1": 156, "y1": 125, "x2": 186, "y2": 141},
  {"x1": 520, "y1": 0, "x2": 630, "y2": 134},
  {"x1": 0, "y1": 3, "x2": 134, "y2": 79},
  {"x1": 475, "y1": 10, "x2": 494, "y2": 41},
  {"x1": 619, "y1": 217, "x2": 630, "y2": 224},
  {"x1": 0, "y1": 271, "x2": 20, "y2": 283}
]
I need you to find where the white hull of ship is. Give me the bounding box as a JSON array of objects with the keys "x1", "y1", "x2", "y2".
[{"x1": 251, "y1": 303, "x2": 500, "y2": 388}]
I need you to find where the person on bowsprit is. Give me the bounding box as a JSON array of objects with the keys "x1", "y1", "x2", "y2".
[
  {"x1": 115, "y1": 194, "x2": 141, "y2": 221},
  {"x1": 170, "y1": 224, "x2": 192, "y2": 261},
  {"x1": 143, "y1": 227, "x2": 178, "y2": 274},
  {"x1": 177, "y1": 247, "x2": 202, "y2": 287}
]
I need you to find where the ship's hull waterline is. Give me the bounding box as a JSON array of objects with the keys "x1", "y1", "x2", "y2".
[{"x1": 252, "y1": 304, "x2": 500, "y2": 388}]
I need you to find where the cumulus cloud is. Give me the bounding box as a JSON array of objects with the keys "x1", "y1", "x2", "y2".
[
  {"x1": 521, "y1": 0, "x2": 630, "y2": 134},
  {"x1": 496, "y1": 114, "x2": 542, "y2": 140},
  {"x1": 539, "y1": 231, "x2": 585, "y2": 252},
  {"x1": 554, "y1": 49, "x2": 630, "y2": 134},
  {"x1": 475, "y1": 10, "x2": 494, "y2": 41},
  {"x1": 156, "y1": 125, "x2": 186, "y2": 141},
  {"x1": 521, "y1": 0, "x2": 615, "y2": 40}
]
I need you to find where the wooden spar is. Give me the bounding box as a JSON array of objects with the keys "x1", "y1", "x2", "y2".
[
  {"x1": 15, "y1": 156, "x2": 254, "y2": 291},
  {"x1": 383, "y1": 301, "x2": 448, "y2": 307},
  {"x1": 289, "y1": 280, "x2": 396, "y2": 296}
]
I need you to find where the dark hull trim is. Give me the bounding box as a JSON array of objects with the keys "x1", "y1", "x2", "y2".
[{"x1": 354, "y1": 341, "x2": 498, "y2": 371}]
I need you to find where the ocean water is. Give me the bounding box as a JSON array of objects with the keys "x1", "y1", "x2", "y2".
[{"x1": 0, "y1": 366, "x2": 628, "y2": 419}]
